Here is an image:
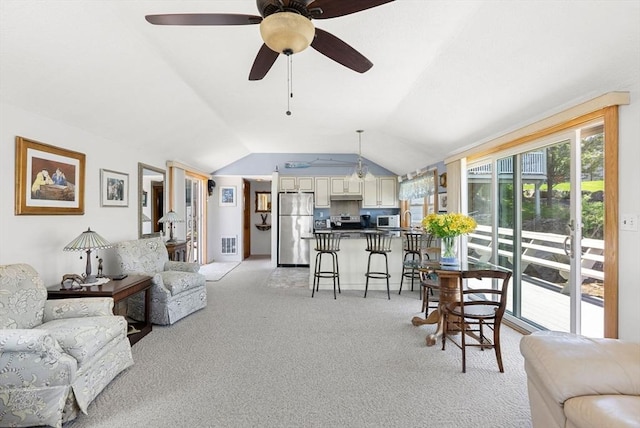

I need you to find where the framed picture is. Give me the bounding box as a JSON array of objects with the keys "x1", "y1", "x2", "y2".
[
  {"x1": 15, "y1": 136, "x2": 85, "y2": 215},
  {"x1": 220, "y1": 186, "x2": 236, "y2": 207},
  {"x1": 100, "y1": 169, "x2": 129, "y2": 207},
  {"x1": 438, "y1": 193, "x2": 448, "y2": 212}
]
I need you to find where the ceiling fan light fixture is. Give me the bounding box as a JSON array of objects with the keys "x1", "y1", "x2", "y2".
[{"x1": 260, "y1": 12, "x2": 315, "y2": 54}]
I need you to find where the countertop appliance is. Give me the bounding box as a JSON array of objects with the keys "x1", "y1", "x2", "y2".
[
  {"x1": 360, "y1": 214, "x2": 371, "y2": 228},
  {"x1": 278, "y1": 193, "x2": 314, "y2": 266},
  {"x1": 330, "y1": 215, "x2": 362, "y2": 230},
  {"x1": 377, "y1": 214, "x2": 400, "y2": 228}
]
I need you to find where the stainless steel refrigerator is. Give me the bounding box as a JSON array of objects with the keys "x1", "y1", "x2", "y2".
[{"x1": 278, "y1": 192, "x2": 314, "y2": 266}]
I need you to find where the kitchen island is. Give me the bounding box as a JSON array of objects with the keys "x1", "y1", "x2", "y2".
[{"x1": 308, "y1": 230, "x2": 414, "y2": 295}]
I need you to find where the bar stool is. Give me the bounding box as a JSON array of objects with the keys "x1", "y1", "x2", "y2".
[
  {"x1": 363, "y1": 231, "x2": 393, "y2": 300},
  {"x1": 399, "y1": 232, "x2": 424, "y2": 295},
  {"x1": 312, "y1": 231, "x2": 341, "y2": 299}
]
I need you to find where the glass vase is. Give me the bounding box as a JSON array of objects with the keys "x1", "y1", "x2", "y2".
[{"x1": 440, "y1": 236, "x2": 459, "y2": 265}]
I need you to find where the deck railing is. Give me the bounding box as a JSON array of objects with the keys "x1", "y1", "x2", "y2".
[
  {"x1": 468, "y1": 152, "x2": 547, "y2": 176},
  {"x1": 468, "y1": 224, "x2": 604, "y2": 285}
]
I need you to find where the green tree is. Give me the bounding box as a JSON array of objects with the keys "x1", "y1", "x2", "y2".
[{"x1": 545, "y1": 143, "x2": 571, "y2": 207}]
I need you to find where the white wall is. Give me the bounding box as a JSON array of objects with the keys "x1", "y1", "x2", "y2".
[
  {"x1": 0, "y1": 103, "x2": 167, "y2": 285},
  {"x1": 206, "y1": 176, "x2": 244, "y2": 263},
  {"x1": 616, "y1": 85, "x2": 640, "y2": 341}
]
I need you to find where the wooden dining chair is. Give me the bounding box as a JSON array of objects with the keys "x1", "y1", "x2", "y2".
[
  {"x1": 441, "y1": 269, "x2": 512, "y2": 373},
  {"x1": 419, "y1": 270, "x2": 439, "y2": 317}
]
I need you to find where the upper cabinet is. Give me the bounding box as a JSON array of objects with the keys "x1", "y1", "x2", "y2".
[
  {"x1": 279, "y1": 176, "x2": 314, "y2": 192},
  {"x1": 362, "y1": 176, "x2": 398, "y2": 208},
  {"x1": 314, "y1": 177, "x2": 330, "y2": 208},
  {"x1": 330, "y1": 177, "x2": 362, "y2": 195}
]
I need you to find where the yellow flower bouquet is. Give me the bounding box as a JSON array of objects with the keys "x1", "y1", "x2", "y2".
[
  {"x1": 421, "y1": 212, "x2": 477, "y2": 238},
  {"x1": 422, "y1": 213, "x2": 477, "y2": 264}
]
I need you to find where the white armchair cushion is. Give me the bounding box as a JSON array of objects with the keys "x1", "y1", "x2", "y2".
[
  {"x1": 43, "y1": 297, "x2": 114, "y2": 322},
  {"x1": 159, "y1": 271, "x2": 206, "y2": 296},
  {"x1": 0, "y1": 264, "x2": 47, "y2": 329},
  {"x1": 43, "y1": 316, "x2": 128, "y2": 365},
  {"x1": 0, "y1": 329, "x2": 77, "y2": 380}
]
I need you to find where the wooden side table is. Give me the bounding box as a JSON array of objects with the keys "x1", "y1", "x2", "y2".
[
  {"x1": 47, "y1": 275, "x2": 153, "y2": 345},
  {"x1": 165, "y1": 240, "x2": 187, "y2": 261}
]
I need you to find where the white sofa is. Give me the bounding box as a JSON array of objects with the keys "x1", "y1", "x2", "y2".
[
  {"x1": 520, "y1": 331, "x2": 640, "y2": 428},
  {"x1": 0, "y1": 263, "x2": 134, "y2": 428}
]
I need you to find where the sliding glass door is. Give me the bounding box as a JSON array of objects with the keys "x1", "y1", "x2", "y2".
[{"x1": 467, "y1": 123, "x2": 606, "y2": 337}]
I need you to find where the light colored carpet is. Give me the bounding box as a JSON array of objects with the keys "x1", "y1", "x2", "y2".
[
  {"x1": 66, "y1": 257, "x2": 532, "y2": 428},
  {"x1": 266, "y1": 267, "x2": 309, "y2": 288},
  {"x1": 199, "y1": 261, "x2": 240, "y2": 281}
]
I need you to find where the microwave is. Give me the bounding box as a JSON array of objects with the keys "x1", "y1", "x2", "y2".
[{"x1": 377, "y1": 215, "x2": 400, "y2": 228}]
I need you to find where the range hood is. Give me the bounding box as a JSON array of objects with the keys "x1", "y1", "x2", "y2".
[{"x1": 330, "y1": 194, "x2": 363, "y2": 201}]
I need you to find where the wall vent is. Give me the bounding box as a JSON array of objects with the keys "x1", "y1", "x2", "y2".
[{"x1": 221, "y1": 236, "x2": 238, "y2": 255}]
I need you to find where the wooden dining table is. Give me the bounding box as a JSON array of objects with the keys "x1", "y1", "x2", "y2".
[{"x1": 411, "y1": 260, "x2": 499, "y2": 346}]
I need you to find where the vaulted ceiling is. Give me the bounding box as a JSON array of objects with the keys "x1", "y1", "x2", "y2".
[{"x1": 1, "y1": 1, "x2": 638, "y2": 175}]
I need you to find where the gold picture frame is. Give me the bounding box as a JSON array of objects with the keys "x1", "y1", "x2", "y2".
[{"x1": 15, "y1": 136, "x2": 85, "y2": 215}]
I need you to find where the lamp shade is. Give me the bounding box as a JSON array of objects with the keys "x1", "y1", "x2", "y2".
[
  {"x1": 63, "y1": 228, "x2": 112, "y2": 251},
  {"x1": 260, "y1": 12, "x2": 315, "y2": 54},
  {"x1": 63, "y1": 227, "x2": 111, "y2": 284},
  {"x1": 157, "y1": 210, "x2": 184, "y2": 224}
]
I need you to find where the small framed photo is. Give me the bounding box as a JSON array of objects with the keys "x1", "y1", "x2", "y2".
[
  {"x1": 100, "y1": 169, "x2": 129, "y2": 207},
  {"x1": 15, "y1": 136, "x2": 85, "y2": 215},
  {"x1": 220, "y1": 186, "x2": 236, "y2": 207},
  {"x1": 438, "y1": 193, "x2": 448, "y2": 212}
]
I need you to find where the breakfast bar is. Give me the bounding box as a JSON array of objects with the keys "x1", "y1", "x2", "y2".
[{"x1": 308, "y1": 230, "x2": 407, "y2": 293}]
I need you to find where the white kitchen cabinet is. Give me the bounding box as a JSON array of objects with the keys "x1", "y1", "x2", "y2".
[
  {"x1": 362, "y1": 176, "x2": 398, "y2": 208},
  {"x1": 314, "y1": 177, "x2": 330, "y2": 208},
  {"x1": 279, "y1": 176, "x2": 314, "y2": 192},
  {"x1": 330, "y1": 177, "x2": 362, "y2": 195}
]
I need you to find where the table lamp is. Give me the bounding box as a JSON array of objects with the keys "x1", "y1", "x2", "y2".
[
  {"x1": 158, "y1": 210, "x2": 183, "y2": 243},
  {"x1": 63, "y1": 227, "x2": 112, "y2": 283}
]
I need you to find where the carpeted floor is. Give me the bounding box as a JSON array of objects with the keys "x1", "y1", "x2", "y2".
[{"x1": 66, "y1": 257, "x2": 532, "y2": 428}]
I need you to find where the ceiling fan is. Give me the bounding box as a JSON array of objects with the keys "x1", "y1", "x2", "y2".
[{"x1": 145, "y1": 0, "x2": 395, "y2": 81}]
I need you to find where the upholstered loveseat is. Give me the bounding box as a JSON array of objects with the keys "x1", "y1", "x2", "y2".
[
  {"x1": 113, "y1": 237, "x2": 206, "y2": 325},
  {"x1": 0, "y1": 263, "x2": 134, "y2": 428},
  {"x1": 520, "y1": 330, "x2": 640, "y2": 428}
]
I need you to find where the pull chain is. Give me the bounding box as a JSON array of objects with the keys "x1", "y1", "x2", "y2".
[{"x1": 286, "y1": 50, "x2": 293, "y2": 116}]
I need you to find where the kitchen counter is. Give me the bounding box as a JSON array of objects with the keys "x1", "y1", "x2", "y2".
[{"x1": 309, "y1": 230, "x2": 407, "y2": 293}]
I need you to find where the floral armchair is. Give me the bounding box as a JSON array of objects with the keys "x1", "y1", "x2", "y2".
[
  {"x1": 113, "y1": 237, "x2": 207, "y2": 325},
  {"x1": 0, "y1": 263, "x2": 134, "y2": 428}
]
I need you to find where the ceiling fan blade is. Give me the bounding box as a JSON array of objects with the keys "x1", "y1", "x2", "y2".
[
  {"x1": 308, "y1": 0, "x2": 394, "y2": 19},
  {"x1": 145, "y1": 14, "x2": 262, "y2": 26},
  {"x1": 311, "y1": 28, "x2": 373, "y2": 73},
  {"x1": 249, "y1": 44, "x2": 280, "y2": 81}
]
